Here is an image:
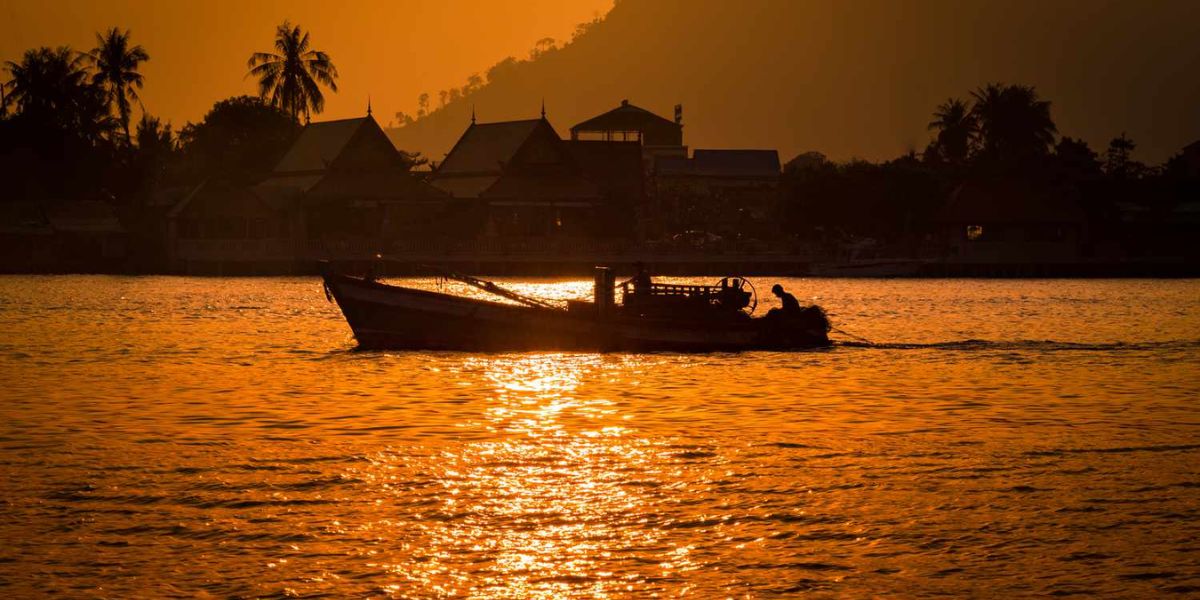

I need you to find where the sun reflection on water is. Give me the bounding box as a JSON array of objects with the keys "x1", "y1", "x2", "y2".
[{"x1": 372, "y1": 354, "x2": 684, "y2": 598}]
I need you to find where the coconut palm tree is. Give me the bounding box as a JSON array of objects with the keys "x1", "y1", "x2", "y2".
[
  {"x1": 246, "y1": 21, "x2": 339, "y2": 122},
  {"x1": 3, "y1": 46, "x2": 91, "y2": 118},
  {"x1": 2, "y1": 46, "x2": 117, "y2": 144},
  {"x1": 82, "y1": 27, "x2": 149, "y2": 143},
  {"x1": 969, "y1": 83, "x2": 1057, "y2": 164},
  {"x1": 927, "y1": 98, "x2": 975, "y2": 164}
]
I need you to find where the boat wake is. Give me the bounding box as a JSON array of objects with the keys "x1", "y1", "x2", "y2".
[{"x1": 833, "y1": 339, "x2": 1200, "y2": 352}]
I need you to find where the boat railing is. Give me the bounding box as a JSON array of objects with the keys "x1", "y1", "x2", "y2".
[{"x1": 619, "y1": 281, "x2": 720, "y2": 298}]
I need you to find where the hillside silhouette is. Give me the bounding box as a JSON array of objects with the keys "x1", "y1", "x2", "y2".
[{"x1": 387, "y1": 0, "x2": 1200, "y2": 165}]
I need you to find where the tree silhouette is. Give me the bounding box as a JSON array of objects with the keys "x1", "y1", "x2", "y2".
[
  {"x1": 486, "y1": 56, "x2": 519, "y2": 83},
  {"x1": 135, "y1": 114, "x2": 173, "y2": 152},
  {"x1": 530, "y1": 37, "x2": 557, "y2": 60},
  {"x1": 2, "y1": 46, "x2": 116, "y2": 143},
  {"x1": 82, "y1": 27, "x2": 149, "y2": 143},
  {"x1": 246, "y1": 21, "x2": 339, "y2": 122},
  {"x1": 466, "y1": 73, "x2": 484, "y2": 93},
  {"x1": 1104, "y1": 132, "x2": 1144, "y2": 179},
  {"x1": 3, "y1": 46, "x2": 90, "y2": 119},
  {"x1": 970, "y1": 83, "x2": 1057, "y2": 165},
  {"x1": 927, "y1": 98, "x2": 975, "y2": 164},
  {"x1": 177, "y1": 95, "x2": 299, "y2": 182},
  {"x1": 1054, "y1": 136, "x2": 1102, "y2": 179},
  {"x1": 129, "y1": 113, "x2": 175, "y2": 202}
]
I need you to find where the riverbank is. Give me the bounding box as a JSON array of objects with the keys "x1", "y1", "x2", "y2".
[{"x1": 4, "y1": 255, "x2": 1198, "y2": 278}]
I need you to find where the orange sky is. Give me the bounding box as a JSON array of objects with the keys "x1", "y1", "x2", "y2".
[{"x1": 0, "y1": 0, "x2": 613, "y2": 128}]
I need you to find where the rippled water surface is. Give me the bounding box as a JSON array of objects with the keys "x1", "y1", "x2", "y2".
[{"x1": 2, "y1": 276, "x2": 1199, "y2": 598}]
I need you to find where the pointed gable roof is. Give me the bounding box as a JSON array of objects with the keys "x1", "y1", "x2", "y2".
[
  {"x1": 432, "y1": 118, "x2": 603, "y2": 201},
  {"x1": 272, "y1": 116, "x2": 385, "y2": 174},
  {"x1": 436, "y1": 119, "x2": 544, "y2": 175},
  {"x1": 571, "y1": 100, "x2": 680, "y2": 133}
]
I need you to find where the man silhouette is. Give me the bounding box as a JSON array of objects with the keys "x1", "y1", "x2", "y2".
[
  {"x1": 631, "y1": 262, "x2": 651, "y2": 296},
  {"x1": 768, "y1": 284, "x2": 801, "y2": 318}
]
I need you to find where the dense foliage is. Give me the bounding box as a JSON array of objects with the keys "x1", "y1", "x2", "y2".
[{"x1": 778, "y1": 83, "x2": 1198, "y2": 255}]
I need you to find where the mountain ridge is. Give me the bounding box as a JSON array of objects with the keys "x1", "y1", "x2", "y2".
[{"x1": 386, "y1": 0, "x2": 1200, "y2": 165}]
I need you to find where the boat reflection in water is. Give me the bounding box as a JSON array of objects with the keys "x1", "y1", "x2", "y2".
[{"x1": 322, "y1": 266, "x2": 831, "y2": 352}]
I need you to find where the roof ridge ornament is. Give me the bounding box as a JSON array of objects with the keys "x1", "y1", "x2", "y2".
[
  {"x1": 471, "y1": 104, "x2": 476, "y2": 125},
  {"x1": 366, "y1": 94, "x2": 372, "y2": 116},
  {"x1": 541, "y1": 98, "x2": 546, "y2": 119}
]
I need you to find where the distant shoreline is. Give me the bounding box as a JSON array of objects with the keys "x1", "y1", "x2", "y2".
[{"x1": 3, "y1": 256, "x2": 1197, "y2": 278}]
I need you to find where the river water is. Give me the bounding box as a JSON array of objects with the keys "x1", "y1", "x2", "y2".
[{"x1": 1, "y1": 276, "x2": 1198, "y2": 598}]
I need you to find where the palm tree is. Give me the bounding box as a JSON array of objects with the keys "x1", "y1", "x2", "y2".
[
  {"x1": 82, "y1": 27, "x2": 149, "y2": 143},
  {"x1": 3, "y1": 46, "x2": 91, "y2": 118},
  {"x1": 246, "y1": 21, "x2": 339, "y2": 122},
  {"x1": 2, "y1": 46, "x2": 117, "y2": 144},
  {"x1": 927, "y1": 98, "x2": 975, "y2": 164},
  {"x1": 969, "y1": 83, "x2": 1057, "y2": 164}
]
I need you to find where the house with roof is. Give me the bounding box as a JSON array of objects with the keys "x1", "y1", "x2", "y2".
[
  {"x1": 937, "y1": 179, "x2": 1088, "y2": 263},
  {"x1": 430, "y1": 114, "x2": 622, "y2": 239},
  {"x1": 570, "y1": 99, "x2": 687, "y2": 170},
  {"x1": 653, "y1": 149, "x2": 783, "y2": 239},
  {"x1": 168, "y1": 113, "x2": 447, "y2": 273},
  {"x1": 564, "y1": 139, "x2": 645, "y2": 237},
  {"x1": 568, "y1": 100, "x2": 786, "y2": 240},
  {"x1": 0, "y1": 200, "x2": 127, "y2": 272}
]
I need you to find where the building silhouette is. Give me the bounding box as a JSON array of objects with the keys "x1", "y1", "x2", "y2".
[
  {"x1": 0, "y1": 200, "x2": 127, "y2": 273},
  {"x1": 168, "y1": 114, "x2": 445, "y2": 274},
  {"x1": 937, "y1": 180, "x2": 1087, "y2": 265},
  {"x1": 431, "y1": 115, "x2": 629, "y2": 239}
]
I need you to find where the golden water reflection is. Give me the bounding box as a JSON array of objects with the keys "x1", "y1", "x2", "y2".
[
  {"x1": 377, "y1": 355, "x2": 681, "y2": 598},
  {"x1": 5, "y1": 278, "x2": 1200, "y2": 597}
]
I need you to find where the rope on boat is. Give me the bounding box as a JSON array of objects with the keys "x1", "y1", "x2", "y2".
[
  {"x1": 416, "y1": 264, "x2": 562, "y2": 310},
  {"x1": 831, "y1": 326, "x2": 874, "y2": 346}
]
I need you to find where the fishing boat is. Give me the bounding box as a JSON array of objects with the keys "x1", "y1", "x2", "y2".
[{"x1": 322, "y1": 267, "x2": 831, "y2": 352}]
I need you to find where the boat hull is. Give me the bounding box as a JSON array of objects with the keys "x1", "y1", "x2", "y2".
[{"x1": 323, "y1": 274, "x2": 830, "y2": 352}]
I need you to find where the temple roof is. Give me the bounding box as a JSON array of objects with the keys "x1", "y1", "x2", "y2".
[
  {"x1": 432, "y1": 118, "x2": 602, "y2": 202},
  {"x1": 571, "y1": 100, "x2": 679, "y2": 133},
  {"x1": 437, "y1": 119, "x2": 545, "y2": 175},
  {"x1": 272, "y1": 117, "x2": 379, "y2": 174}
]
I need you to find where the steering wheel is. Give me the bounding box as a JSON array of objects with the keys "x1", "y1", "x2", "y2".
[{"x1": 716, "y1": 276, "x2": 757, "y2": 315}]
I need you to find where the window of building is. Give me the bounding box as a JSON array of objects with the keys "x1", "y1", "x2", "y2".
[{"x1": 966, "y1": 225, "x2": 984, "y2": 241}]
